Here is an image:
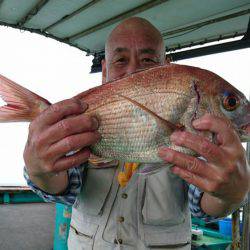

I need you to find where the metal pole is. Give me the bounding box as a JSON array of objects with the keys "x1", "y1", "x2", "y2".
[
  {"x1": 241, "y1": 141, "x2": 250, "y2": 250},
  {"x1": 232, "y1": 209, "x2": 241, "y2": 250}
]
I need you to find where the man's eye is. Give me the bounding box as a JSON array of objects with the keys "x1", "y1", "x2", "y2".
[
  {"x1": 142, "y1": 58, "x2": 156, "y2": 63},
  {"x1": 116, "y1": 58, "x2": 127, "y2": 63}
]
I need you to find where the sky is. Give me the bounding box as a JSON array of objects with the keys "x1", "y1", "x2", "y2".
[{"x1": 0, "y1": 26, "x2": 249, "y2": 186}]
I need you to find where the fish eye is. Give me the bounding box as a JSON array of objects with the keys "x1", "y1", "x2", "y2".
[{"x1": 222, "y1": 94, "x2": 240, "y2": 111}]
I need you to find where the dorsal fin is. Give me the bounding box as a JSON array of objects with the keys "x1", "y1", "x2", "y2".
[{"x1": 119, "y1": 94, "x2": 184, "y2": 132}]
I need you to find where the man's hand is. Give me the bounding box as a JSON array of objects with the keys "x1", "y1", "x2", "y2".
[
  {"x1": 23, "y1": 98, "x2": 100, "y2": 194},
  {"x1": 158, "y1": 114, "x2": 250, "y2": 217}
]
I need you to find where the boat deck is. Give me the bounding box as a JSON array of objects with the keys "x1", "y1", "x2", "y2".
[{"x1": 0, "y1": 203, "x2": 55, "y2": 250}]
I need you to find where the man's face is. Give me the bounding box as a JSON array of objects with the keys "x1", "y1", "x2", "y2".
[{"x1": 102, "y1": 28, "x2": 165, "y2": 83}]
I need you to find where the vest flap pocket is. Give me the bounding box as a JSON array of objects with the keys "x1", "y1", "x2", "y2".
[
  {"x1": 144, "y1": 225, "x2": 191, "y2": 247},
  {"x1": 70, "y1": 223, "x2": 98, "y2": 239},
  {"x1": 80, "y1": 167, "x2": 116, "y2": 216},
  {"x1": 68, "y1": 222, "x2": 98, "y2": 249},
  {"x1": 141, "y1": 168, "x2": 186, "y2": 226}
]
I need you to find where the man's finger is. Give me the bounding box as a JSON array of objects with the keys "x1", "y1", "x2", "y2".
[
  {"x1": 33, "y1": 99, "x2": 88, "y2": 130},
  {"x1": 192, "y1": 114, "x2": 240, "y2": 145},
  {"x1": 169, "y1": 131, "x2": 226, "y2": 165},
  {"x1": 158, "y1": 147, "x2": 216, "y2": 178},
  {"x1": 53, "y1": 148, "x2": 91, "y2": 172},
  {"x1": 171, "y1": 166, "x2": 210, "y2": 191},
  {"x1": 47, "y1": 131, "x2": 101, "y2": 160},
  {"x1": 40, "y1": 114, "x2": 99, "y2": 145}
]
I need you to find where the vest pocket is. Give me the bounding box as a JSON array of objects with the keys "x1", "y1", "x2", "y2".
[
  {"x1": 139, "y1": 168, "x2": 191, "y2": 246},
  {"x1": 68, "y1": 223, "x2": 98, "y2": 250},
  {"x1": 141, "y1": 168, "x2": 186, "y2": 226},
  {"x1": 79, "y1": 167, "x2": 116, "y2": 216}
]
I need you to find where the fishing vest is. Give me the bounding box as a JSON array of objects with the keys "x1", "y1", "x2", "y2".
[{"x1": 68, "y1": 162, "x2": 191, "y2": 250}]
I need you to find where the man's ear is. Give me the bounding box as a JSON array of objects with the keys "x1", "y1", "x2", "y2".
[{"x1": 102, "y1": 59, "x2": 107, "y2": 83}]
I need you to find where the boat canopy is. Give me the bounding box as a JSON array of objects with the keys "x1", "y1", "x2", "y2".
[{"x1": 0, "y1": 0, "x2": 249, "y2": 71}]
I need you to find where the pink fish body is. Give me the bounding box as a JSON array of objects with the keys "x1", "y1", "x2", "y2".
[{"x1": 0, "y1": 64, "x2": 249, "y2": 163}]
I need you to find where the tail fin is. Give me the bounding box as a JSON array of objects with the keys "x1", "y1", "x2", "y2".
[{"x1": 0, "y1": 74, "x2": 51, "y2": 122}]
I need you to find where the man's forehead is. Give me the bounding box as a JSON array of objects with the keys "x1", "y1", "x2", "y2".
[
  {"x1": 109, "y1": 30, "x2": 160, "y2": 44},
  {"x1": 113, "y1": 47, "x2": 157, "y2": 54},
  {"x1": 108, "y1": 35, "x2": 161, "y2": 53}
]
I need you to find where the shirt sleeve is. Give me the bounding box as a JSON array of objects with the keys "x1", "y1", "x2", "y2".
[
  {"x1": 188, "y1": 184, "x2": 218, "y2": 222},
  {"x1": 188, "y1": 184, "x2": 247, "y2": 222},
  {"x1": 23, "y1": 163, "x2": 87, "y2": 206}
]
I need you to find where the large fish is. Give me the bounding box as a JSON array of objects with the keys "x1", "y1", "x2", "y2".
[{"x1": 0, "y1": 64, "x2": 249, "y2": 164}]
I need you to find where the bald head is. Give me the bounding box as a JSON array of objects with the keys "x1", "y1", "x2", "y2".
[
  {"x1": 105, "y1": 17, "x2": 165, "y2": 59},
  {"x1": 102, "y1": 17, "x2": 166, "y2": 82}
]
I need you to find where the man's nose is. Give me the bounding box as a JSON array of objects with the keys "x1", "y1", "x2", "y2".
[{"x1": 126, "y1": 58, "x2": 140, "y2": 75}]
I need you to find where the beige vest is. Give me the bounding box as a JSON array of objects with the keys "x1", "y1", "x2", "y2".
[{"x1": 68, "y1": 162, "x2": 191, "y2": 250}]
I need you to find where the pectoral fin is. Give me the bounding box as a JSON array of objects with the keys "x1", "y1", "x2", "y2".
[{"x1": 119, "y1": 94, "x2": 184, "y2": 132}]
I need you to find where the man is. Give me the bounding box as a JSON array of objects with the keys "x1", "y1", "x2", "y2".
[{"x1": 24, "y1": 17, "x2": 249, "y2": 249}]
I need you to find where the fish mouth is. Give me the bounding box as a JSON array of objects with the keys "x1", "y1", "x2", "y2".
[{"x1": 238, "y1": 124, "x2": 250, "y2": 142}]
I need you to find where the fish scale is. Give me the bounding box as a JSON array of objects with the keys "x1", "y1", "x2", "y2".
[{"x1": 87, "y1": 89, "x2": 197, "y2": 162}]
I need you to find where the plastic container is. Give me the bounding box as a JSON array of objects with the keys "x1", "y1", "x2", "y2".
[{"x1": 218, "y1": 218, "x2": 243, "y2": 237}]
